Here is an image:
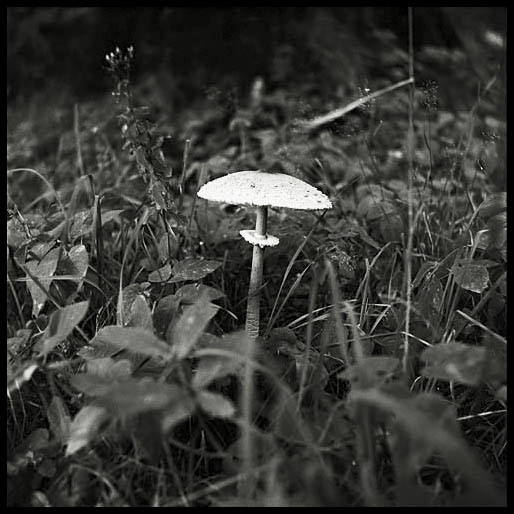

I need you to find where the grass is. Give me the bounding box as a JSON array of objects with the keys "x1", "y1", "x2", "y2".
[{"x1": 7, "y1": 10, "x2": 506, "y2": 507}]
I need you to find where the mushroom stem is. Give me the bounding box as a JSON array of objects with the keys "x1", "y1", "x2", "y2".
[{"x1": 245, "y1": 206, "x2": 267, "y2": 340}]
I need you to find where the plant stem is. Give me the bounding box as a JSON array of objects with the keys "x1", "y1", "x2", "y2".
[
  {"x1": 245, "y1": 206, "x2": 267, "y2": 340},
  {"x1": 403, "y1": 6, "x2": 415, "y2": 378},
  {"x1": 242, "y1": 205, "x2": 267, "y2": 503}
]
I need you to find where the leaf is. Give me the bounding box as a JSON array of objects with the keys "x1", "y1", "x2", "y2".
[
  {"x1": 70, "y1": 374, "x2": 117, "y2": 397},
  {"x1": 7, "y1": 428, "x2": 51, "y2": 476},
  {"x1": 148, "y1": 264, "x2": 171, "y2": 282},
  {"x1": 92, "y1": 326, "x2": 172, "y2": 361},
  {"x1": 85, "y1": 358, "x2": 133, "y2": 380},
  {"x1": 160, "y1": 397, "x2": 196, "y2": 433},
  {"x1": 67, "y1": 244, "x2": 89, "y2": 284},
  {"x1": 100, "y1": 209, "x2": 124, "y2": 226},
  {"x1": 168, "y1": 299, "x2": 219, "y2": 360},
  {"x1": 487, "y1": 213, "x2": 506, "y2": 249},
  {"x1": 118, "y1": 283, "x2": 153, "y2": 330},
  {"x1": 127, "y1": 295, "x2": 153, "y2": 330},
  {"x1": 39, "y1": 301, "x2": 90, "y2": 356},
  {"x1": 370, "y1": 213, "x2": 404, "y2": 243},
  {"x1": 153, "y1": 295, "x2": 181, "y2": 338},
  {"x1": 157, "y1": 233, "x2": 179, "y2": 263},
  {"x1": 47, "y1": 396, "x2": 71, "y2": 445},
  {"x1": 350, "y1": 386, "x2": 505, "y2": 506},
  {"x1": 192, "y1": 331, "x2": 251, "y2": 388},
  {"x1": 25, "y1": 247, "x2": 61, "y2": 317},
  {"x1": 420, "y1": 342, "x2": 487, "y2": 385},
  {"x1": 29, "y1": 238, "x2": 57, "y2": 260},
  {"x1": 477, "y1": 192, "x2": 506, "y2": 220},
  {"x1": 452, "y1": 261, "x2": 489, "y2": 294},
  {"x1": 168, "y1": 258, "x2": 222, "y2": 283},
  {"x1": 174, "y1": 284, "x2": 225, "y2": 304},
  {"x1": 7, "y1": 217, "x2": 31, "y2": 248},
  {"x1": 7, "y1": 329, "x2": 32, "y2": 357},
  {"x1": 71, "y1": 375, "x2": 189, "y2": 418},
  {"x1": 66, "y1": 405, "x2": 108, "y2": 456},
  {"x1": 148, "y1": 263, "x2": 172, "y2": 282},
  {"x1": 356, "y1": 195, "x2": 397, "y2": 221},
  {"x1": 192, "y1": 354, "x2": 241, "y2": 389},
  {"x1": 77, "y1": 339, "x2": 119, "y2": 360},
  {"x1": 68, "y1": 210, "x2": 93, "y2": 241},
  {"x1": 7, "y1": 362, "x2": 38, "y2": 393},
  {"x1": 25, "y1": 428, "x2": 50, "y2": 452},
  {"x1": 197, "y1": 390, "x2": 236, "y2": 419},
  {"x1": 37, "y1": 458, "x2": 57, "y2": 478}
]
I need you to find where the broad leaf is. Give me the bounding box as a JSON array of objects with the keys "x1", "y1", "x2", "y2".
[
  {"x1": 157, "y1": 233, "x2": 179, "y2": 262},
  {"x1": 118, "y1": 283, "x2": 153, "y2": 330},
  {"x1": 356, "y1": 196, "x2": 397, "y2": 221},
  {"x1": 168, "y1": 258, "x2": 222, "y2": 283},
  {"x1": 452, "y1": 261, "x2": 489, "y2": 294},
  {"x1": 85, "y1": 358, "x2": 133, "y2": 380},
  {"x1": 7, "y1": 217, "x2": 31, "y2": 248},
  {"x1": 24, "y1": 427, "x2": 50, "y2": 452},
  {"x1": 92, "y1": 326, "x2": 172, "y2": 361},
  {"x1": 351, "y1": 386, "x2": 504, "y2": 506},
  {"x1": 161, "y1": 397, "x2": 196, "y2": 433},
  {"x1": 192, "y1": 331, "x2": 251, "y2": 387},
  {"x1": 25, "y1": 247, "x2": 61, "y2": 317},
  {"x1": 68, "y1": 210, "x2": 93, "y2": 241},
  {"x1": 487, "y1": 213, "x2": 507, "y2": 249},
  {"x1": 148, "y1": 263, "x2": 172, "y2": 283},
  {"x1": 197, "y1": 390, "x2": 235, "y2": 419},
  {"x1": 47, "y1": 396, "x2": 71, "y2": 445},
  {"x1": 8, "y1": 362, "x2": 38, "y2": 394},
  {"x1": 70, "y1": 374, "x2": 118, "y2": 397},
  {"x1": 168, "y1": 299, "x2": 219, "y2": 360},
  {"x1": 39, "y1": 300, "x2": 89, "y2": 356},
  {"x1": 477, "y1": 192, "x2": 506, "y2": 220},
  {"x1": 192, "y1": 354, "x2": 241, "y2": 389},
  {"x1": 8, "y1": 428, "x2": 50, "y2": 476},
  {"x1": 67, "y1": 244, "x2": 89, "y2": 284},
  {"x1": 66, "y1": 405, "x2": 108, "y2": 456},
  {"x1": 71, "y1": 375, "x2": 190, "y2": 418},
  {"x1": 7, "y1": 329, "x2": 32, "y2": 357},
  {"x1": 37, "y1": 458, "x2": 57, "y2": 478},
  {"x1": 174, "y1": 284, "x2": 225, "y2": 304},
  {"x1": 153, "y1": 295, "x2": 181, "y2": 338},
  {"x1": 421, "y1": 342, "x2": 487, "y2": 385}
]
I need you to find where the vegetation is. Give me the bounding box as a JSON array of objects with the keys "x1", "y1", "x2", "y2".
[{"x1": 7, "y1": 7, "x2": 506, "y2": 507}]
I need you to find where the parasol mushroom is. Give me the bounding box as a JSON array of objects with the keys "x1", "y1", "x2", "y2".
[{"x1": 197, "y1": 170, "x2": 332, "y2": 342}]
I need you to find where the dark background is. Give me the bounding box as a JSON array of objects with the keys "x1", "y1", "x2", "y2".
[{"x1": 7, "y1": 7, "x2": 506, "y2": 106}]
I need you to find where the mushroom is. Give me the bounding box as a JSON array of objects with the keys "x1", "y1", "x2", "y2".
[{"x1": 197, "y1": 170, "x2": 332, "y2": 342}]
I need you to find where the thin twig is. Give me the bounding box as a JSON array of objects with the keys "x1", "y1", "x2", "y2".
[
  {"x1": 300, "y1": 77, "x2": 413, "y2": 131},
  {"x1": 179, "y1": 138, "x2": 192, "y2": 210},
  {"x1": 402, "y1": 6, "x2": 415, "y2": 377},
  {"x1": 456, "y1": 310, "x2": 506, "y2": 345}
]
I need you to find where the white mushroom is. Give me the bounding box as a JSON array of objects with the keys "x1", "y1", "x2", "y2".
[{"x1": 197, "y1": 170, "x2": 332, "y2": 342}]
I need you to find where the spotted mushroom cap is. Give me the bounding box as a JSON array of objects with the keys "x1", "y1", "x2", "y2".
[{"x1": 197, "y1": 170, "x2": 332, "y2": 210}]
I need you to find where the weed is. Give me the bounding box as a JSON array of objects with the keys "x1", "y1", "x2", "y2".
[{"x1": 7, "y1": 8, "x2": 506, "y2": 507}]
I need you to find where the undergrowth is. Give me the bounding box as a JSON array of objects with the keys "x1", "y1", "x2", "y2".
[{"x1": 7, "y1": 11, "x2": 506, "y2": 507}]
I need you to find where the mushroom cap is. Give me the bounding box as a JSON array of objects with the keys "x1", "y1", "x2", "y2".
[{"x1": 197, "y1": 170, "x2": 332, "y2": 210}]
